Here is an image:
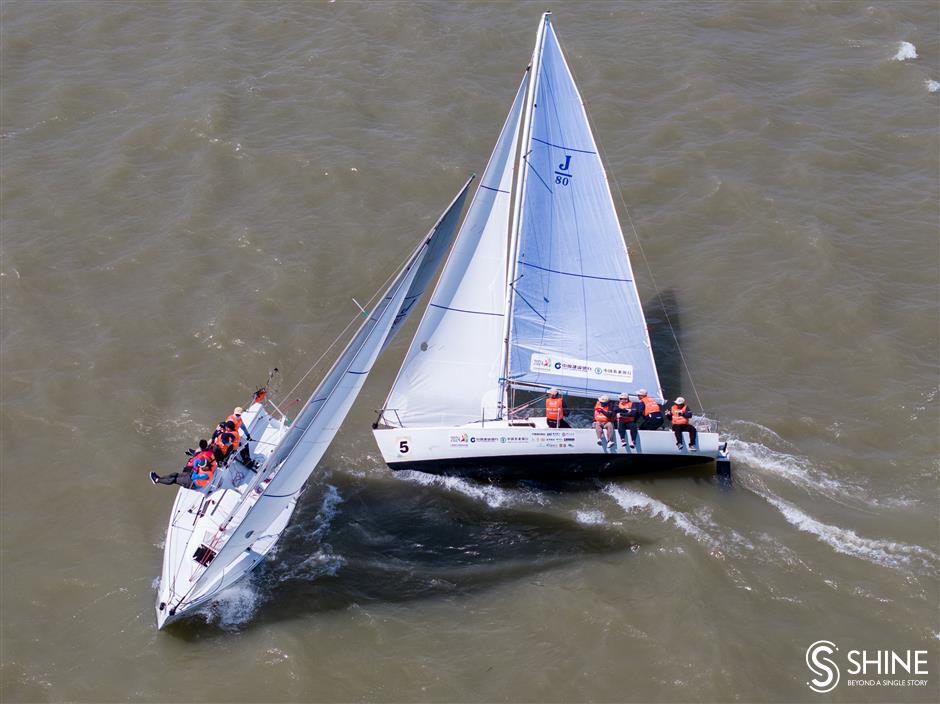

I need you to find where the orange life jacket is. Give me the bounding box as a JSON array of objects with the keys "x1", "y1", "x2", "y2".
[
  {"x1": 226, "y1": 414, "x2": 243, "y2": 433},
  {"x1": 641, "y1": 397, "x2": 661, "y2": 415},
  {"x1": 546, "y1": 396, "x2": 564, "y2": 421},
  {"x1": 594, "y1": 402, "x2": 613, "y2": 423},
  {"x1": 191, "y1": 451, "x2": 217, "y2": 488},
  {"x1": 671, "y1": 404, "x2": 690, "y2": 425},
  {"x1": 617, "y1": 400, "x2": 637, "y2": 420},
  {"x1": 214, "y1": 432, "x2": 235, "y2": 457}
]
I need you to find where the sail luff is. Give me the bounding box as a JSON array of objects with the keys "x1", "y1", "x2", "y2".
[{"x1": 499, "y1": 11, "x2": 552, "y2": 416}]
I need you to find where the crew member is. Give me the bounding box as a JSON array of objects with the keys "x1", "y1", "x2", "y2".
[
  {"x1": 593, "y1": 395, "x2": 615, "y2": 448},
  {"x1": 213, "y1": 427, "x2": 237, "y2": 464},
  {"x1": 150, "y1": 445, "x2": 217, "y2": 489},
  {"x1": 226, "y1": 406, "x2": 257, "y2": 467},
  {"x1": 636, "y1": 388, "x2": 664, "y2": 430},
  {"x1": 616, "y1": 392, "x2": 640, "y2": 449},
  {"x1": 667, "y1": 396, "x2": 697, "y2": 450},
  {"x1": 545, "y1": 388, "x2": 569, "y2": 428}
]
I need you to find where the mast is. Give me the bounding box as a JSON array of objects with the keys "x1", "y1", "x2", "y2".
[{"x1": 498, "y1": 11, "x2": 551, "y2": 418}]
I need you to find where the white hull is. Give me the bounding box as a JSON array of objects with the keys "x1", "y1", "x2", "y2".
[
  {"x1": 156, "y1": 402, "x2": 291, "y2": 629},
  {"x1": 373, "y1": 418, "x2": 726, "y2": 479}
]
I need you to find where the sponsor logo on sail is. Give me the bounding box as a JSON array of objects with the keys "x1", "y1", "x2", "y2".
[{"x1": 530, "y1": 353, "x2": 633, "y2": 383}]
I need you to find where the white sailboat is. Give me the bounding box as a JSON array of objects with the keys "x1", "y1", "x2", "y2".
[
  {"x1": 155, "y1": 177, "x2": 474, "y2": 628},
  {"x1": 373, "y1": 13, "x2": 731, "y2": 479}
]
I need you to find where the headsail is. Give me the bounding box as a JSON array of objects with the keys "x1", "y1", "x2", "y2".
[
  {"x1": 163, "y1": 178, "x2": 473, "y2": 615},
  {"x1": 506, "y1": 15, "x2": 663, "y2": 399},
  {"x1": 383, "y1": 78, "x2": 528, "y2": 427}
]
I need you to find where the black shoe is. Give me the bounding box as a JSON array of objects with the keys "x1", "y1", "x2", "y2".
[
  {"x1": 629, "y1": 443, "x2": 636, "y2": 450},
  {"x1": 676, "y1": 443, "x2": 683, "y2": 450},
  {"x1": 690, "y1": 445, "x2": 698, "y2": 452},
  {"x1": 149, "y1": 471, "x2": 159, "y2": 485}
]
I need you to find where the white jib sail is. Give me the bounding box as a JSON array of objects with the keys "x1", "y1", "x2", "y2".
[
  {"x1": 383, "y1": 77, "x2": 528, "y2": 428},
  {"x1": 169, "y1": 179, "x2": 473, "y2": 612}
]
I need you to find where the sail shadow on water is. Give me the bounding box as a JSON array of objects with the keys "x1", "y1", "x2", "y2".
[
  {"x1": 644, "y1": 289, "x2": 682, "y2": 397},
  {"x1": 210, "y1": 474, "x2": 640, "y2": 629}
]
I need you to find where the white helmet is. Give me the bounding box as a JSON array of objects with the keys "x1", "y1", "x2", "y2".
[
  {"x1": 636, "y1": 388, "x2": 647, "y2": 396},
  {"x1": 599, "y1": 395, "x2": 609, "y2": 403},
  {"x1": 675, "y1": 397, "x2": 686, "y2": 405},
  {"x1": 548, "y1": 388, "x2": 559, "y2": 396}
]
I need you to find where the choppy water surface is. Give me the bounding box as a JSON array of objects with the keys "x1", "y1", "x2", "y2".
[{"x1": 2, "y1": 2, "x2": 938, "y2": 702}]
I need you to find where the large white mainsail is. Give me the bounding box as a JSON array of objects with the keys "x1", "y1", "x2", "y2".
[
  {"x1": 505, "y1": 15, "x2": 663, "y2": 400},
  {"x1": 382, "y1": 78, "x2": 528, "y2": 427},
  {"x1": 157, "y1": 178, "x2": 473, "y2": 627}
]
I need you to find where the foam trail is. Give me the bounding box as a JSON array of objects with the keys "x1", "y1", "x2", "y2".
[
  {"x1": 311, "y1": 484, "x2": 342, "y2": 539},
  {"x1": 927, "y1": 80, "x2": 940, "y2": 93},
  {"x1": 575, "y1": 509, "x2": 606, "y2": 525},
  {"x1": 730, "y1": 438, "x2": 859, "y2": 498},
  {"x1": 394, "y1": 470, "x2": 545, "y2": 508},
  {"x1": 762, "y1": 491, "x2": 938, "y2": 573},
  {"x1": 197, "y1": 581, "x2": 261, "y2": 631},
  {"x1": 727, "y1": 434, "x2": 913, "y2": 510},
  {"x1": 894, "y1": 41, "x2": 917, "y2": 61},
  {"x1": 604, "y1": 484, "x2": 715, "y2": 547}
]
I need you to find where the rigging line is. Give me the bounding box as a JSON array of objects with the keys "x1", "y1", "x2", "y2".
[{"x1": 564, "y1": 57, "x2": 704, "y2": 412}]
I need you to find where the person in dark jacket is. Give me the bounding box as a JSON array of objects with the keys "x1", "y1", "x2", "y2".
[
  {"x1": 150, "y1": 444, "x2": 216, "y2": 488},
  {"x1": 666, "y1": 396, "x2": 697, "y2": 450},
  {"x1": 636, "y1": 388, "x2": 664, "y2": 430},
  {"x1": 615, "y1": 392, "x2": 640, "y2": 449}
]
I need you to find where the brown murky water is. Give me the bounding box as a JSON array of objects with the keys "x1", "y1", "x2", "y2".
[{"x1": 2, "y1": 2, "x2": 938, "y2": 702}]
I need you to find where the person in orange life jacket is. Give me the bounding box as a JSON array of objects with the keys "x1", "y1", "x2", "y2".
[
  {"x1": 636, "y1": 388, "x2": 664, "y2": 430},
  {"x1": 666, "y1": 396, "x2": 697, "y2": 450},
  {"x1": 150, "y1": 443, "x2": 217, "y2": 488},
  {"x1": 227, "y1": 406, "x2": 259, "y2": 468},
  {"x1": 593, "y1": 395, "x2": 615, "y2": 448},
  {"x1": 213, "y1": 426, "x2": 237, "y2": 464},
  {"x1": 213, "y1": 407, "x2": 258, "y2": 468},
  {"x1": 545, "y1": 388, "x2": 570, "y2": 428},
  {"x1": 615, "y1": 392, "x2": 640, "y2": 449}
]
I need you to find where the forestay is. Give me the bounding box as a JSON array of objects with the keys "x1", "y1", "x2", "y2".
[
  {"x1": 189, "y1": 179, "x2": 472, "y2": 599},
  {"x1": 383, "y1": 79, "x2": 527, "y2": 427},
  {"x1": 507, "y1": 17, "x2": 663, "y2": 399}
]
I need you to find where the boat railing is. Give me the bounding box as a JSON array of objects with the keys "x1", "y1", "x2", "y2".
[
  {"x1": 509, "y1": 402, "x2": 720, "y2": 434},
  {"x1": 372, "y1": 408, "x2": 404, "y2": 429}
]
